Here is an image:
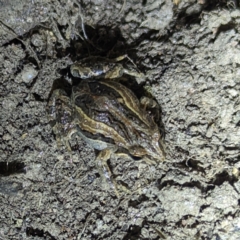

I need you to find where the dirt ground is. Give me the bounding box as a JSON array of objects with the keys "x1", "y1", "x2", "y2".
[{"x1": 0, "y1": 0, "x2": 240, "y2": 239}]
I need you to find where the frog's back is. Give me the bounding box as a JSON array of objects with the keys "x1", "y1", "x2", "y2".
[{"x1": 72, "y1": 80, "x2": 164, "y2": 161}]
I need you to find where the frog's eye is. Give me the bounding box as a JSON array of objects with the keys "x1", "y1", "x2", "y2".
[{"x1": 129, "y1": 146, "x2": 147, "y2": 157}]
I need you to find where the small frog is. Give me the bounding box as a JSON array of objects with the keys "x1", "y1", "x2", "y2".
[
  {"x1": 70, "y1": 55, "x2": 144, "y2": 79},
  {"x1": 48, "y1": 56, "x2": 165, "y2": 195}
]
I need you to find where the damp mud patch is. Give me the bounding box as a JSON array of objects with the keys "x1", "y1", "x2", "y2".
[{"x1": 0, "y1": 0, "x2": 240, "y2": 239}]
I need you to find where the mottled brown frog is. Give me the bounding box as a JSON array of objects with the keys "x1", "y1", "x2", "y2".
[{"x1": 48, "y1": 56, "x2": 165, "y2": 195}]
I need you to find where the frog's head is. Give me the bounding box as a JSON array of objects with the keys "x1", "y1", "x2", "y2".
[{"x1": 128, "y1": 130, "x2": 165, "y2": 162}]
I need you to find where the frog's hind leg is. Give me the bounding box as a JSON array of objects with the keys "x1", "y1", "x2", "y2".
[
  {"x1": 140, "y1": 96, "x2": 166, "y2": 155},
  {"x1": 95, "y1": 149, "x2": 120, "y2": 197},
  {"x1": 122, "y1": 68, "x2": 144, "y2": 78},
  {"x1": 112, "y1": 55, "x2": 144, "y2": 78},
  {"x1": 111, "y1": 54, "x2": 135, "y2": 66},
  {"x1": 140, "y1": 96, "x2": 160, "y2": 121}
]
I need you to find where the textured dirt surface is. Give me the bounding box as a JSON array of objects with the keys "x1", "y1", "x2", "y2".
[{"x1": 0, "y1": 0, "x2": 240, "y2": 239}]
